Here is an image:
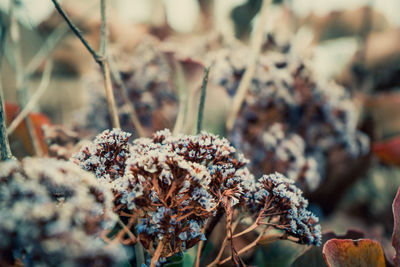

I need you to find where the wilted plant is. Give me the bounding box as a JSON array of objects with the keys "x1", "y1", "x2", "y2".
[{"x1": 72, "y1": 128, "x2": 321, "y2": 266}]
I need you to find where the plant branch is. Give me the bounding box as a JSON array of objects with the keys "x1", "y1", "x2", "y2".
[
  {"x1": 218, "y1": 226, "x2": 268, "y2": 265},
  {"x1": 226, "y1": 0, "x2": 271, "y2": 131},
  {"x1": 50, "y1": 0, "x2": 120, "y2": 128},
  {"x1": 108, "y1": 57, "x2": 146, "y2": 137},
  {"x1": 206, "y1": 215, "x2": 241, "y2": 267},
  {"x1": 7, "y1": 60, "x2": 53, "y2": 135},
  {"x1": 10, "y1": 0, "x2": 43, "y2": 156},
  {"x1": 196, "y1": 66, "x2": 210, "y2": 134},
  {"x1": 150, "y1": 239, "x2": 165, "y2": 267},
  {"x1": 194, "y1": 240, "x2": 204, "y2": 267},
  {"x1": 0, "y1": 82, "x2": 12, "y2": 161},
  {"x1": 50, "y1": 0, "x2": 101, "y2": 63},
  {"x1": 0, "y1": 20, "x2": 12, "y2": 160}
]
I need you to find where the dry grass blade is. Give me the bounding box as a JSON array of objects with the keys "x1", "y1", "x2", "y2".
[
  {"x1": 7, "y1": 61, "x2": 53, "y2": 135},
  {"x1": 226, "y1": 0, "x2": 272, "y2": 131}
]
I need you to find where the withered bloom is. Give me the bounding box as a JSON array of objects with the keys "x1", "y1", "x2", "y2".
[
  {"x1": 0, "y1": 158, "x2": 123, "y2": 266},
  {"x1": 211, "y1": 46, "x2": 369, "y2": 191},
  {"x1": 72, "y1": 128, "x2": 322, "y2": 262},
  {"x1": 80, "y1": 38, "x2": 178, "y2": 136},
  {"x1": 251, "y1": 172, "x2": 321, "y2": 246},
  {"x1": 72, "y1": 128, "x2": 132, "y2": 182}
]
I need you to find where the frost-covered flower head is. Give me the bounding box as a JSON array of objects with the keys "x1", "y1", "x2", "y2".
[
  {"x1": 80, "y1": 38, "x2": 178, "y2": 136},
  {"x1": 251, "y1": 172, "x2": 321, "y2": 246},
  {"x1": 256, "y1": 123, "x2": 322, "y2": 191},
  {"x1": 212, "y1": 45, "x2": 369, "y2": 191},
  {"x1": 112, "y1": 129, "x2": 254, "y2": 257},
  {"x1": 72, "y1": 128, "x2": 131, "y2": 183},
  {"x1": 0, "y1": 158, "x2": 122, "y2": 266}
]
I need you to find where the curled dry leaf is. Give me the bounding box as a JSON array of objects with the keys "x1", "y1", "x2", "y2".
[{"x1": 322, "y1": 239, "x2": 386, "y2": 267}]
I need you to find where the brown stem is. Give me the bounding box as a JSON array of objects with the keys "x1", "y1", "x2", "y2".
[
  {"x1": 151, "y1": 239, "x2": 165, "y2": 267},
  {"x1": 101, "y1": 61, "x2": 120, "y2": 128},
  {"x1": 108, "y1": 58, "x2": 146, "y2": 136},
  {"x1": 206, "y1": 215, "x2": 241, "y2": 267},
  {"x1": 50, "y1": 0, "x2": 120, "y2": 128},
  {"x1": 194, "y1": 240, "x2": 204, "y2": 267},
  {"x1": 0, "y1": 83, "x2": 12, "y2": 161},
  {"x1": 219, "y1": 227, "x2": 268, "y2": 265}
]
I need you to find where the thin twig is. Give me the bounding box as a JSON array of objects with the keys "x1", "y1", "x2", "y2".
[
  {"x1": 10, "y1": 0, "x2": 43, "y2": 156},
  {"x1": 219, "y1": 226, "x2": 268, "y2": 265},
  {"x1": 0, "y1": 83, "x2": 12, "y2": 161},
  {"x1": 196, "y1": 66, "x2": 210, "y2": 134},
  {"x1": 194, "y1": 240, "x2": 204, "y2": 267},
  {"x1": 7, "y1": 60, "x2": 53, "y2": 135},
  {"x1": 100, "y1": 0, "x2": 107, "y2": 56},
  {"x1": 226, "y1": 0, "x2": 271, "y2": 131},
  {"x1": 50, "y1": 0, "x2": 120, "y2": 128},
  {"x1": 26, "y1": 1, "x2": 100, "y2": 77},
  {"x1": 150, "y1": 239, "x2": 165, "y2": 267},
  {"x1": 50, "y1": 0, "x2": 101, "y2": 63},
  {"x1": 206, "y1": 215, "x2": 241, "y2": 267},
  {"x1": 108, "y1": 57, "x2": 146, "y2": 137},
  {"x1": 0, "y1": 21, "x2": 12, "y2": 160}
]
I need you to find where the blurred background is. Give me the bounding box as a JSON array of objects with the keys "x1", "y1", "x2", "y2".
[{"x1": 2, "y1": 0, "x2": 400, "y2": 265}]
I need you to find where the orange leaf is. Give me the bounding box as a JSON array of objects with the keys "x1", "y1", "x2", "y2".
[
  {"x1": 5, "y1": 103, "x2": 51, "y2": 156},
  {"x1": 373, "y1": 137, "x2": 400, "y2": 166},
  {"x1": 322, "y1": 239, "x2": 386, "y2": 267}
]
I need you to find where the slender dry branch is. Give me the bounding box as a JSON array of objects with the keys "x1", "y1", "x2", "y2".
[
  {"x1": 218, "y1": 227, "x2": 268, "y2": 265},
  {"x1": 50, "y1": 0, "x2": 101, "y2": 63},
  {"x1": 50, "y1": 0, "x2": 120, "y2": 128},
  {"x1": 151, "y1": 239, "x2": 165, "y2": 267},
  {"x1": 7, "y1": 61, "x2": 53, "y2": 135},
  {"x1": 0, "y1": 21, "x2": 12, "y2": 160},
  {"x1": 10, "y1": 0, "x2": 43, "y2": 156},
  {"x1": 194, "y1": 240, "x2": 204, "y2": 267},
  {"x1": 0, "y1": 83, "x2": 12, "y2": 161},
  {"x1": 196, "y1": 66, "x2": 210, "y2": 134},
  {"x1": 108, "y1": 58, "x2": 146, "y2": 137},
  {"x1": 100, "y1": 0, "x2": 107, "y2": 56},
  {"x1": 226, "y1": 0, "x2": 271, "y2": 131},
  {"x1": 206, "y1": 216, "x2": 241, "y2": 267}
]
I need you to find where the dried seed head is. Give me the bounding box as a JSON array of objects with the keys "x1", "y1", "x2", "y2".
[
  {"x1": 211, "y1": 46, "x2": 369, "y2": 191},
  {"x1": 253, "y1": 172, "x2": 322, "y2": 246},
  {"x1": 72, "y1": 128, "x2": 131, "y2": 183},
  {"x1": 0, "y1": 158, "x2": 123, "y2": 266}
]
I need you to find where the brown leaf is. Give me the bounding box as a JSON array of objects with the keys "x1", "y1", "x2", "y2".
[{"x1": 322, "y1": 239, "x2": 386, "y2": 267}]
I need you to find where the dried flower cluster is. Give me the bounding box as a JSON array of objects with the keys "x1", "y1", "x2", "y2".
[
  {"x1": 73, "y1": 128, "x2": 131, "y2": 182},
  {"x1": 0, "y1": 158, "x2": 123, "y2": 266},
  {"x1": 210, "y1": 47, "x2": 369, "y2": 191},
  {"x1": 81, "y1": 38, "x2": 178, "y2": 136},
  {"x1": 252, "y1": 172, "x2": 321, "y2": 245},
  {"x1": 72, "y1": 128, "x2": 322, "y2": 261}
]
